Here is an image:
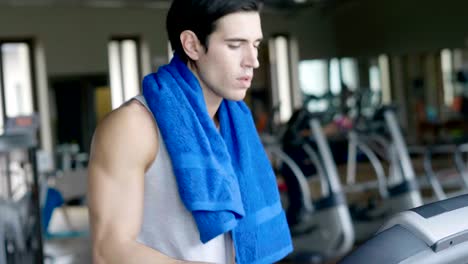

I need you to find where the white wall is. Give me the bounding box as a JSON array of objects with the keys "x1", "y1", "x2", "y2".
[
  {"x1": 0, "y1": 6, "x2": 168, "y2": 75},
  {"x1": 0, "y1": 6, "x2": 337, "y2": 76},
  {"x1": 2, "y1": 2, "x2": 465, "y2": 76}
]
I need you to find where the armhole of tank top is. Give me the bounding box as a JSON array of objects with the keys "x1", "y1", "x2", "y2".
[{"x1": 131, "y1": 95, "x2": 161, "y2": 169}]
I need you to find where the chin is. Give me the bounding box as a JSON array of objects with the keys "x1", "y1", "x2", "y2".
[{"x1": 226, "y1": 91, "x2": 247, "y2": 101}]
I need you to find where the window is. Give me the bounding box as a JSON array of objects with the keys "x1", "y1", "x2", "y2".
[
  {"x1": 340, "y1": 57, "x2": 359, "y2": 91},
  {"x1": 299, "y1": 59, "x2": 329, "y2": 113},
  {"x1": 269, "y1": 35, "x2": 293, "y2": 123},
  {"x1": 378, "y1": 55, "x2": 391, "y2": 104},
  {"x1": 329, "y1": 58, "x2": 341, "y2": 94},
  {"x1": 365, "y1": 55, "x2": 392, "y2": 104},
  {"x1": 0, "y1": 41, "x2": 35, "y2": 133},
  {"x1": 440, "y1": 49, "x2": 455, "y2": 107},
  {"x1": 369, "y1": 63, "x2": 380, "y2": 92},
  {"x1": 0, "y1": 40, "x2": 37, "y2": 198},
  {"x1": 328, "y1": 57, "x2": 360, "y2": 94},
  {"x1": 167, "y1": 41, "x2": 173, "y2": 62},
  {"x1": 299, "y1": 59, "x2": 328, "y2": 96},
  {"x1": 108, "y1": 37, "x2": 142, "y2": 109}
]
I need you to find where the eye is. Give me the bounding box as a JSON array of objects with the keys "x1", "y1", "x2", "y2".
[{"x1": 228, "y1": 44, "x2": 241, "y2": 49}]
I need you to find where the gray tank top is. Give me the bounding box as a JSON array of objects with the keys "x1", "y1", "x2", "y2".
[{"x1": 133, "y1": 95, "x2": 234, "y2": 263}]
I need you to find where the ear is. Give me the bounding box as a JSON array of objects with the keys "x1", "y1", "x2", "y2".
[{"x1": 180, "y1": 30, "x2": 202, "y2": 61}]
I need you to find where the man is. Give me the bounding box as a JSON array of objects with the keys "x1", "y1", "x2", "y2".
[{"x1": 88, "y1": 0, "x2": 292, "y2": 263}]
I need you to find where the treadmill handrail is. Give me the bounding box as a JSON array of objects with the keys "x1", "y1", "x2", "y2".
[
  {"x1": 302, "y1": 143, "x2": 329, "y2": 197},
  {"x1": 309, "y1": 119, "x2": 344, "y2": 194},
  {"x1": 423, "y1": 150, "x2": 448, "y2": 200},
  {"x1": 346, "y1": 131, "x2": 389, "y2": 198},
  {"x1": 383, "y1": 110, "x2": 417, "y2": 182},
  {"x1": 423, "y1": 144, "x2": 467, "y2": 201},
  {"x1": 265, "y1": 145, "x2": 314, "y2": 213}
]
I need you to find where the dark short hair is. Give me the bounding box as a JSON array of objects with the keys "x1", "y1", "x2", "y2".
[{"x1": 166, "y1": 0, "x2": 262, "y2": 63}]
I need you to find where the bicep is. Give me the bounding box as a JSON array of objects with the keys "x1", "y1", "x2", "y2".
[
  {"x1": 88, "y1": 108, "x2": 158, "y2": 245},
  {"x1": 88, "y1": 157, "x2": 145, "y2": 242}
]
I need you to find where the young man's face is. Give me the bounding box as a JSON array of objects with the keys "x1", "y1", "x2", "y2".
[{"x1": 194, "y1": 11, "x2": 263, "y2": 101}]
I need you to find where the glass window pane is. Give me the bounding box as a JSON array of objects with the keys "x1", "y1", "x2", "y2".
[
  {"x1": 108, "y1": 39, "x2": 140, "y2": 109},
  {"x1": 441, "y1": 49, "x2": 454, "y2": 106},
  {"x1": 121, "y1": 40, "x2": 139, "y2": 101},
  {"x1": 2, "y1": 43, "x2": 34, "y2": 118},
  {"x1": 108, "y1": 40, "x2": 123, "y2": 109},
  {"x1": 378, "y1": 54, "x2": 392, "y2": 104},
  {"x1": 269, "y1": 36, "x2": 293, "y2": 123},
  {"x1": 299, "y1": 59, "x2": 328, "y2": 96},
  {"x1": 167, "y1": 41, "x2": 173, "y2": 61},
  {"x1": 329, "y1": 58, "x2": 341, "y2": 94},
  {"x1": 369, "y1": 64, "x2": 380, "y2": 92},
  {"x1": 340, "y1": 57, "x2": 358, "y2": 91},
  {"x1": 275, "y1": 36, "x2": 292, "y2": 122}
]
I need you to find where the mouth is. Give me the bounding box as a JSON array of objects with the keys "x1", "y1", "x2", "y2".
[
  {"x1": 237, "y1": 76, "x2": 253, "y2": 88},
  {"x1": 237, "y1": 76, "x2": 253, "y2": 82}
]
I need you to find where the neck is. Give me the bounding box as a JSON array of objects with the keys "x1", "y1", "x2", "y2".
[{"x1": 188, "y1": 61, "x2": 223, "y2": 123}]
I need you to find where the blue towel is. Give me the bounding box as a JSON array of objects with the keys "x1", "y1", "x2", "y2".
[{"x1": 143, "y1": 55, "x2": 293, "y2": 264}]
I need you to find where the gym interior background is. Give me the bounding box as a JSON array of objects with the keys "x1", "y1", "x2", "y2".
[{"x1": 0, "y1": 0, "x2": 468, "y2": 263}]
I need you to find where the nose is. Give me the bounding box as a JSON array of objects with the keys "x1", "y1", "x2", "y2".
[{"x1": 242, "y1": 46, "x2": 260, "y2": 69}]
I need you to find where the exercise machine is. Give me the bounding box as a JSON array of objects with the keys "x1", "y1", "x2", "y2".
[
  {"x1": 0, "y1": 132, "x2": 43, "y2": 264},
  {"x1": 264, "y1": 105, "x2": 354, "y2": 263},
  {"x1": 340, "y1": 193, "x2": 468, "y2": 264},
  {"x1": 345, "y1": 106, "x2": 424, "y2": 241}
]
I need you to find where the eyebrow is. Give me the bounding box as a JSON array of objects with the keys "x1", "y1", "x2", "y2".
[{"x1": 225, "y1": 38, "x2": 263, "y2": 43}]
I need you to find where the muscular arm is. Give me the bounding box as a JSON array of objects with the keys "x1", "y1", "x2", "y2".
[{"x1": 88, "y1": 101, "x2": 210, "y2": 264}]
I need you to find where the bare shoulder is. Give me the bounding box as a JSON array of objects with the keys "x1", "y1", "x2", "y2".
[
  {"x1": 89, "y1": 99, "x2": 159, "y2": 172},
  {"x1": 88, "y1": 99, "x2": 160, "y2": 262}
]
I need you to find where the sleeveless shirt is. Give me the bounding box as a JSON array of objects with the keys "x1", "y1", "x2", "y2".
[{"x1": 133, "y1": 95, "x2": 234, "y2": 263}]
